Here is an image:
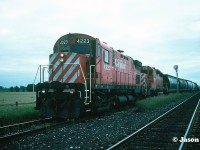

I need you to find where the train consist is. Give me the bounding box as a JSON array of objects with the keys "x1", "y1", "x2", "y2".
[{"x1": 35, "y1": 33, "x2": 199, "y2": 119}]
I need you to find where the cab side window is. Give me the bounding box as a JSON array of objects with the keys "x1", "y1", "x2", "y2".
[
  {"x1": 97, "y1": 44, "x2": 101, "y2": 56},
  {"x1": 104, "y1": 49, "x2": 110, "y2": 63}
]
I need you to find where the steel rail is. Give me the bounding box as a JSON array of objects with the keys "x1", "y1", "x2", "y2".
[
  {"x1": 0, "y1": 118, "x2": 53, "y2": 143},
  {"x1": 0, "y1": 126, "x2": 48, "y2": 143},
  {"x1": 0, "y1": 118, "x2": 68, "y2": 144},
  {"x1": 0, "y1": 118, "x2": 52, "y2": 132},
  {"x1": 107, "y1": 92, "x2": 199, "y2": 150},
  {"x1": 178, "y1": 98, "x2": 200, "y2": 150}
]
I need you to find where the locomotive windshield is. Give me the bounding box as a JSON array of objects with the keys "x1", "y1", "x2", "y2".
[
  {"x1": 59, "y1": 45, "x2": 90, "y2": 54},
  {"x1": 53, "y1": 34, "x2": 97, "y2": 55},
  {"x1": 54, "y1": 44, "x2": 90, "y2": 54}
]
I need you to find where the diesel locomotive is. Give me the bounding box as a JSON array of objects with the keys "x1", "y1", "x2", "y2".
[{"x1": 35, "y1": 33, "x2": 199, "y2": 119}]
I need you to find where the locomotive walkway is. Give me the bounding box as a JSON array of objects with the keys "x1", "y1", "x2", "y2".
[{"x1": 107, "y1": 92, "x2": 200, "y2": 150}]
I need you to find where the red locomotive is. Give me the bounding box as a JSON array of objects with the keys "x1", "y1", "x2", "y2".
[
  {"x1": 141, "y1": 66, "x2": 164, "y2": 95},
  {"x1": 35, "y1": 33, "x2": 199, "y2": 118}
]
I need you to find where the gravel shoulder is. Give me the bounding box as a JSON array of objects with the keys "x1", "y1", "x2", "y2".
[{"x1": 1, "y1": 96, "x2": 189, "y2": 150}]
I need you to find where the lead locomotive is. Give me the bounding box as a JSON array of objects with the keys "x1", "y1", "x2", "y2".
[{"x1": 35, "y1": 33, "x2": 199, "y2": 118}]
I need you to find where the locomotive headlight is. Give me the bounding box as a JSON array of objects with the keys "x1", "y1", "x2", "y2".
[
  {"x1": 42, "y1": 89, "x2": 46, "y2": 93},
  {"x1": 60, "y1": 58, "x2": 64, "y2": 62},
  {"x1": 60, "y1": 53, "x2": 64, "y2": 62},
  {"x1": 60, "y1": 53, "x2": 64, "y2": 57},
  {"x1": 69, "y1": 89, "x2": 75, "y2": 94}
]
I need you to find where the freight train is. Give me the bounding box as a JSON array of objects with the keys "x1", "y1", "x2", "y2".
[{"x1": 35, "y1": 33, "x2": 199, "y2": 119}]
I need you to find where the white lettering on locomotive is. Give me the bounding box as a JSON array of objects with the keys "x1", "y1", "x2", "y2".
[
  {"x1": 60, "y1": 39, "x2": 68, "y2": 45},
  {"x1": 77, "y1": 38, "x2": 90, "y2": 44},
  {"x1": 104, "y1": 64, "x2": 111, "y2": 70},
  {"x1": 115, "y1": 59, "x2": 126, "y2": 69}
]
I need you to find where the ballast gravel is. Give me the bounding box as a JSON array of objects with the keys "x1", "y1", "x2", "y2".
[{"x1": 1, "y1": 98, "x2": 187, "y2": 150}]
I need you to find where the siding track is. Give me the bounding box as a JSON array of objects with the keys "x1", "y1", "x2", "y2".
[{"x1": 0, "y1": 118, "x2": 54, "y2": 143}]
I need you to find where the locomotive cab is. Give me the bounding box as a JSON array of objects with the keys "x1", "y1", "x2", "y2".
[{"x1": 36, "y1": 33, "x2": 96, "y2": 118}]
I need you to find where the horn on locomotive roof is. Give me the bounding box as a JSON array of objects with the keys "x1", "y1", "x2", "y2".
[{"x1": 117, "y1": 50, "x2": 124, "y2": 53}]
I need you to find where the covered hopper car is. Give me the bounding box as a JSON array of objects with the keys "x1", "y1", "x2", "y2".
[{"x1": 163, "y1": 74, "x2": 199, "y2": 93}]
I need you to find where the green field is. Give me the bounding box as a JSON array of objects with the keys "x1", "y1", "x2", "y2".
[
  {"x1": 0, "y1": 92, "x2": 39, "y2": 126},
  {"x1": 0, "y1": 92, "x2": 36, "y2": 105}
]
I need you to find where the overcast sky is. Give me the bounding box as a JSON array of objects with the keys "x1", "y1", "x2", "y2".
[{"x1": 0, "y1": 0, "x2": 200, "y2": 88}]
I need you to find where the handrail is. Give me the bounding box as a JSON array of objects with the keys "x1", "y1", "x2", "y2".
[
  {"x1": 33, "y1": 65, "x2": 40, "y2": 92},
  {"x1": 33, "y1": 65, "x2": 49, "y2": 92},
  {"x1": 90, "y1": 65, "x2": 95, "y2": 103},
  {"x1": 34, "y1": 63, "x2": 88, "y2": 103}
]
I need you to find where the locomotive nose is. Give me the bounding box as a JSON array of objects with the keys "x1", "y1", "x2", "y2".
[{"x1": 49, "y1": 52, "x2": 86, "y2": 84}]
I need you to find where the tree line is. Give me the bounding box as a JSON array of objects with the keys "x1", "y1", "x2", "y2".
[{"x1": 0, "y1": 84, "x2": 36, "y2": 92}]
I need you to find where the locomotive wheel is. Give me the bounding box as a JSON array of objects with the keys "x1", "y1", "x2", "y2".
[{"x1": 40, "y1": 98, "x2": 54, "y2": 118}]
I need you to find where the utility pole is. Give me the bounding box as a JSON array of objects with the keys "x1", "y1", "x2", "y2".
[{"x1": 173, "y1": 65, "x2": 179, "y2": 93}]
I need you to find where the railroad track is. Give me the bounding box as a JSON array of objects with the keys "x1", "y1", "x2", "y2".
[
  {"x1": 184, "y1": 98, "x2": 200, "y2": 150},
  {"x1": 0, "y1": 118, "x2": 61, "y2": 143},
  {"x1": 0, "y1": 113, "x2": 96, "y2": 144},
  {"x1": 107, "y1": 92, "x2": 200, "y2": 150}
]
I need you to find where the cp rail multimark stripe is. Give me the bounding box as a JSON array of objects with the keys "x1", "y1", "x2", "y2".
[{"x1": 49, "y1": 52, "x2": 81, "y2": 83}]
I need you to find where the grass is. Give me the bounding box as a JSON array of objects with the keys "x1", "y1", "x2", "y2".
[
  {"x1": 0, "y1": 92, "x2": 39, "y2": 126},
  {"x1": 136, "y1": 93, "x2": 194, "y2": 112},
  {"x1": 0, "y1": 92, "x2": 36, "y2": 105}
]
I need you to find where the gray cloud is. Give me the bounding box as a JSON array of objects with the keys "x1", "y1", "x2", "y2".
[{"x1": 0, "y1": 0, "x2": 200, "y2": 87}]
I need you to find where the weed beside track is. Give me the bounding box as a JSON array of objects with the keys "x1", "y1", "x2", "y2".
[{"x1": 136, "y1": 93, "x2": 193, "y2": 112}]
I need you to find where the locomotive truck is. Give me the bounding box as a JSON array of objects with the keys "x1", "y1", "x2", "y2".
[{"x1": 35, "y1": 33, "x2": 199, "y2": 119}]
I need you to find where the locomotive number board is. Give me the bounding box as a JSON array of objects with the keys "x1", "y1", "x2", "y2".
[{"x1": 76, "y1": 38, "x2": 90, "y2": 44}]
